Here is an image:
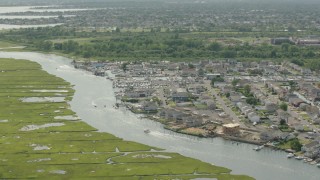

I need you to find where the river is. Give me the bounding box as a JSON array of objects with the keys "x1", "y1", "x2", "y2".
[
  {"x1": 0, "y1": 6, "x2": 95, "y2": 30},
  {"x1": 0, "y1": 51, "x2": 318, "y2": 180}
]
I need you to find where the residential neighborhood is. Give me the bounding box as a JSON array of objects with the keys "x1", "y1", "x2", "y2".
[{"x1": 73, "y1": 58, "x2": 320, "y2": 165}]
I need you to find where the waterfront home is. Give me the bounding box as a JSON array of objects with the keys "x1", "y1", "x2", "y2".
[
  {"x1": 260, "y1": 131, "x2": 277, "y2": 141},
  {"x1": 302, "y1": 141, "x2": 320, "y2": 152},
  {"x1": 302, "y1": 141, "x2": 320, "y2": 158},
  {"x1": 183, "y1": 116, "x2": 203, "y2": 127},
  {"x1": 141, "y1": 101, "x2": 158, "y2": 112},
  {"x1": 125, "y1": 89, "x2": 155, "y2": 98},
  {"x1": 160, "y1": 109, "x2": 187, "y2": 122}
]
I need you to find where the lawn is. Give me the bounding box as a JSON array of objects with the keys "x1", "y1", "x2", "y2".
[
  {"x1": 0, "y1": 40, "x2": 17, "y2": 48},
  {"x1": 0, "y1": 58, "x2": 254, "y2": 179}
]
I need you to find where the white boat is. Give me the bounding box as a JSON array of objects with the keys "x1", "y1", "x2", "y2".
[
  {"x1": 287, "y1": 153, "x2": 294, "y2": 158},
  {"x1": 316, "y1": 163, "x2": 320, "y2": 168},
  {"x1": 295, "y1": 156, "x2": 304, "y2": 160},
  {"x1": 253, "y1": 145, "x2": 264, "y2": 151},
  {"x1": 144, "y1": 129, "x2": 150, "y2": 133}
]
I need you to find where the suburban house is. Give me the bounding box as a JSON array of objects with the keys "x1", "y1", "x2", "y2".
[
  {"x1": 141, "y1": 101, "x2": 158, "y2": 112},
  {"x1": 172, "y1": 88, "x2": 190, "y2": 102},
  {"x1": 183, "y1": 116, "x2": 203, "y2": 127},
  {"x1": 302, "y1": 141, "x2": 320, "y2": 158},
  {"x1": 126, "y1": 89, "x2": 155, "y2": 98}
]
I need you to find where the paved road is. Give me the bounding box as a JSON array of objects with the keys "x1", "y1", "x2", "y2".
[{"x1": 204, "y1": 82, "x2": 243, "y2": 126}]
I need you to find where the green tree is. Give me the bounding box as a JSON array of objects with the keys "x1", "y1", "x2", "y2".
[
  {"x1": 281, "y1": 43, "x2": 290, "y2": 52},
  {"x1": 121, "y1": 62, "x2": 128, "y2": 72},
  {"x1": 211, "y1": 79, "x2": 215, "y2": 87},
  {"x1": 208, "y1": 42, "x2": 222, "y2": 51},
  {"x1": 280, "y1": 102, "x2": 288, "y2": 111},
  {"x1": 42, "y1": 41, "x2": 53, "y2": 51},
  {"x1": 246, "y1": 97, "x2": 259, "y2": 105},
  {"x1": 222, "y1": 50, "x2": 236, "y2": 58},
  {"x1": 244, "y1": 85, "x2": 251, "y2": 95},
  {"x1": 280, "y1": 119, "x2": 287, "y2": 126},
  {"x1": 290, "y1": 139, "x2": 302, "y2": 151},
  {"x1": 232, "y1": 79, "x2": 240, "y2": 87}
]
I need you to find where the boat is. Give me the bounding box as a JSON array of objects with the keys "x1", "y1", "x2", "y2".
[
  {"x1": 253, "y1": 145, "x2": 264, "y2": 151},
  {"x1": 295, "y1": 156, "x2": 304, "y2": 160},
  {"x1": 287, "y1": 153, "x2": 294, "y2": 158},
  {"x1": 316, "y1": 163, "x2": 320, "y2": 168},
  {"x1": 144, "y1": 129, "x2": 150, "y2": 133}
]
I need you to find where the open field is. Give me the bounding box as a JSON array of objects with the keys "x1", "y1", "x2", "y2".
[{"x1": 0, "y1": 58, "x2": 253, "y2": 179}]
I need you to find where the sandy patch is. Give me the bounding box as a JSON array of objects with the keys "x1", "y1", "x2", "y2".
[
  {"x1": 20, "y1": 123, "x2": 65, "y2": 131},
  {"x1": 132, "y1": 154, "x2": 172, "y2": 159},
  {"x1": 54, "y1": 115, "x2": 78, "y2": 121},
  {"x1": 20, "y1": 97, "x2": 65, "y2": 103}
]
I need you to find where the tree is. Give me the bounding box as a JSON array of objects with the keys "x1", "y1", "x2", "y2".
[
  {"x1": 280, "y1": 102, "x2": 288, "y2": 111},
  {"x1": 291, "y1": 59, "x2": 304, "y2": 66},
  {"x1": 290, "y1": 139, "x2": 302, "y2": 152},
  {"x1": 188, "y1": 63, "x2": 195, "y2": 69},
  {"x1": 210, "y1": 79, "x2": 215, "y2": 87},
  {"x1": 62, "y1": 40, "x2": 79, "y2": 53},
  {"x1": 280, "y1": 119, "x2": 287, "y2": 126},
  {"x1": 281, "y1": 43, "x2": 290, "y2": 52},
  {"x1": 42, "y1": 41, "x2": 53, "y2": 51},
  {"x1": 232, "y1": 79, "x2": 240, "y2": 87},
  {"x1": 198, "y1": 68, "x2": 205, "y2": 77},
  {"x1": 222, "y1": 50, "x2": 236, "y2": 58},
  {"x1": 288, "y1": 81, "x2": 297, "y2": 91},
  {"x1": 208, "y1": 42, "x2": 222, "y2": 51},
  {"x1": 244, "y1": 85, "x2": 251, "y2": 95},
  {"x1": 121, "y1": 62, "x2": 129, "y2": 72},
  {"x1": 246, "y1": 97, "x2": 259, "y2": 105},
  {"x1": 226, "y1": 92, "x2": 230, "y2": 98}
]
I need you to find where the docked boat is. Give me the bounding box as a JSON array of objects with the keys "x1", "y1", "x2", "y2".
[
  {"x1": 316, "y1": 163, "x2": 320, "y2": 168},
  {"x1": 144, "y1": 129, "x2": 150, "y2": 133},
  {"x1": 287, "y1": 153, "x2": 294, "y2": 158},
  {"x1": 253, "y1": 145, "x2": 264, "y2": 151},
  {"x1": 295, "y1": 156, "x2": 304, "y2": 160}
]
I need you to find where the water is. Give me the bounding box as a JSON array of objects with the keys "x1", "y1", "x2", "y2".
[
  {"x1": 0, "y1": 6, "x2": 95, "y2": 14},
  {"x1": 0, "y1": 23, "x2": 63, "y2": 30},
  {"x1": 0, "y1": 51, "x2": 319, "y2": 180},
  {"x1": 0, "y1": 6, "x2": 92, "y2": 30},
  {"x1": 0, "y1": 15, "x2": 75, "y2": 19}
]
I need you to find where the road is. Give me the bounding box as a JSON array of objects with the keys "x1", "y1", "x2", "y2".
[{"x1": 204, "y1": 82, "x2": 243, "y2": 126}]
